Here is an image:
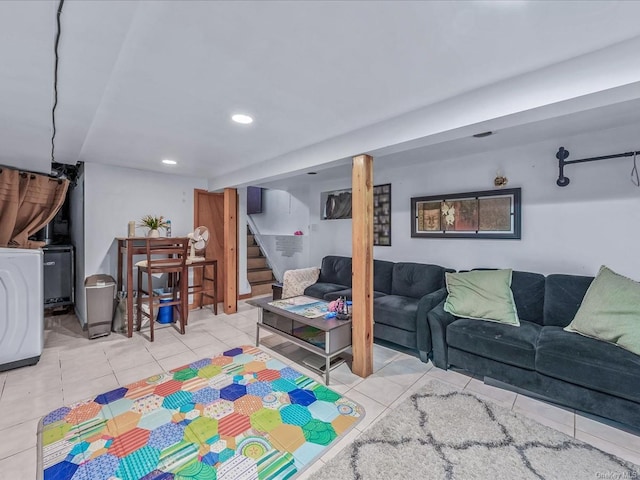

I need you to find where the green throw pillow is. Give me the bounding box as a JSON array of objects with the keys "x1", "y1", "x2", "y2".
[
  {"x1": 444, "y1": 269, "x2": 520, "y2": 326},
  {"x1": 564, "y1": 265, "x2": 640, "y2": 356}
]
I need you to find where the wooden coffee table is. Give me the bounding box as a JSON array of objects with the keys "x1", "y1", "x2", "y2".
[{"x1": 248, "y1": 296, "x2": 352, "y2": 385}]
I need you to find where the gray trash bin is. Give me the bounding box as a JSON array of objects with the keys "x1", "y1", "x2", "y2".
[{"x1": 85, "y1": 274, "x2": 116, "y2": 339}]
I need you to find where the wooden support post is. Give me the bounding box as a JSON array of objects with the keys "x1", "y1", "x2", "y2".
[
  {"x1": 351, "y1": 154, "x2": 374, "y2": 378},
  {"x1": 223, "y1": 188, "x2": 238, "y2": 314}
]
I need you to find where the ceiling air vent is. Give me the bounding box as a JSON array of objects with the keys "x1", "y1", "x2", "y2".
[{"x1": 473, "y1": 131, "x2": 493, "y2": 138}]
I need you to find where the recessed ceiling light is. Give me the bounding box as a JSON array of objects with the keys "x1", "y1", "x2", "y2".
[
  {"x1": 232, "y1": 114, "x2": 253, "y2": 125},
  {"x1": 162, "y1": 159, "x2": 177, "y2": 165}
]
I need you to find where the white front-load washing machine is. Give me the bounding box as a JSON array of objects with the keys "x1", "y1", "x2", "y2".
[{"x1": 0, "y1": 247, "x2": 44, "y2": 371}]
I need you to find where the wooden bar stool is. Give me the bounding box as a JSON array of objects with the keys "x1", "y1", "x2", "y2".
[
  {"x1": 186, "y1": 258, "x2": 218, "y2": 323},
  {"x1": 136, "y1": 237, "x2": 189, "y2": 341}
]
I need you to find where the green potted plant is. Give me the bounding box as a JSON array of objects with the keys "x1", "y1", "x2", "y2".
[{"x1": 139, "y1": 215, "x2": 169, "y2": 238}]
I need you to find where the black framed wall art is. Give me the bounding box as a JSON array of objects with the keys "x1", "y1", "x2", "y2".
[
  {"x1": 373, "y1": 183, "x2": 391, "y2": 246},
  {"x1": 321, "y1": 183, "x2": 392, "y2": 245},
  {"x1": 322, "y1": 188, "x2": 352, "y2": 220},
  {"x1": 411, "y1": 188, "x2": 521, "y2": 239}
]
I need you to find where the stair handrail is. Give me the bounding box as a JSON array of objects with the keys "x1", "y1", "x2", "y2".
[{"x1": 246, "y1": 216, "x2": 283, "y2": 283}]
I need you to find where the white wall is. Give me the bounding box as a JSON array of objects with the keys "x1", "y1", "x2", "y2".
[
  {"x1": 249, "y1": 188, "x2": 311, "y2": 277},
  {"x1": 237, "y1": 188, "x2": 251, "y2": 295},
  {"x1": 250, "y1": 188, "x2": 309, "y2": 235},
  {"x1": 80, "y1": 163, "x2": 207, "y2": 324},
  {"x1": 69, "y1": 169, "x2": 85, "y2": 323},
  {"x1": 307, "y1": 180, "x2": 353, "y2": 267},
  {"x1": 304, "y1": 122, "x2": 640, "y2": 279}
]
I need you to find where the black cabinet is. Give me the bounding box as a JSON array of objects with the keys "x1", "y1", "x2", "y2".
[
  {"x1": 43, "y1": 245, "x2": 74, "y2": 307},
  {"x1": 247, "y1": 186, "x2": 263, "y2": 214}
]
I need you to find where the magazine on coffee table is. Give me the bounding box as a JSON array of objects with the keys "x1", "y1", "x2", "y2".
[{"x1": 268, "y1": 295, "x2": 329, "y2": 318}]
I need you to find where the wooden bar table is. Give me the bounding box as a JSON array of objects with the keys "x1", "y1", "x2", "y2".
[
  {"x1": 117, "y1": 238, "x2": 219, "y2": 337},
  {"x1": 116, "y1": 237, "x2": 149, "y2": 337}
]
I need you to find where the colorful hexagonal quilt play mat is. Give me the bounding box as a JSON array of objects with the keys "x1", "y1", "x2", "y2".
[{"x1": 38, "y1": 346, "x2": 364, "y2": 479}]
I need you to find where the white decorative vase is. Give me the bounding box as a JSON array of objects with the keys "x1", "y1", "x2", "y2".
[{"x1": 148, "y1": 229, "x2": 160, "y2": 238}]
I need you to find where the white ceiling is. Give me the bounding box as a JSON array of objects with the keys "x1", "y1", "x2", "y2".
[
  {"x1": 0, "y1": 1, "x2": 55, "y2": 173},
  {"x1": 256, "y1": 97, "x2": 640, "y2": 190},
  {"x1": 2, "y1": 1, "x2": 640, "y2": 184}
]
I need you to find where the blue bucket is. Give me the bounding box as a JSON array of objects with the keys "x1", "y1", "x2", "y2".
[{"x1": 154, "y1": 289, "x2": 174, "y2": 324}]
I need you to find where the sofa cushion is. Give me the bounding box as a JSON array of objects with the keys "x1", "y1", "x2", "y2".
[
  {"x1": 536, "y1": 327, "x2": 640, "y2": 403},
  {"x1": 447, "y1": 319, "x2": 542, "y2": 370},
  {"x1": 317, "y1": 256, "x2": 352, "y2": 287},
  {"x1": 374, "y1": 323, "x2": 416, "y2": 349},
  {"x1": 471, "y1": 269, "x2": 545, "y2": 325},
  {"x1": 444, "y1": 269, "x2": 519, "y2": 326},
  {"x1": 544, "y1": 274, "x2": 593, "y2": 327},
  {"x1": 373, "y1": 295, "x2": 419, "y2": 332},
  {"x1": 374, "y1": 259, "x2": 394, "y2": 295},
  {"x1": 323, "y1": 289, "x2": 387, "y2": 301},
  {"x1": 391, "y1": 263, "x2": 445, "y2": 299},
  {"x1": 304, "y1": 282, "x2": 347, "y2": 300},
  {"x1": 564, "y1": 266, "x2": 640, "y2": 356},
  {"x1": 510, "y1": 271, "x2": 546, "y2": 325}
]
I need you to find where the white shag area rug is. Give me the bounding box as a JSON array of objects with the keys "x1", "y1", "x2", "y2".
[{"x1": 311, "y1": 380, "x2": 639, "y2": 480}]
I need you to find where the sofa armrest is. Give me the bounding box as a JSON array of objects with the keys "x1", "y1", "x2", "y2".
[
  {"x1": 416, "y1": 288, "x2": 448, "y2": 362},
  {"x1": 427, "y1": 300, "x2": 458, "y2": 369},
  {"x1": 282, "y1": 267, "x2": 320, "y2": 299}
]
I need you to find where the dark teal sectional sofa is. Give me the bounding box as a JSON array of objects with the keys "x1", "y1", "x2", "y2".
[
  {"x1": 428, "y1": 270, "x2": 640, "y2": 430},
  {"x1": 304, "y1": 255, "x2": 452, "y2": 362},
  {"x1": 301, "y1": 257, "x2": 640, "y2": 429}
]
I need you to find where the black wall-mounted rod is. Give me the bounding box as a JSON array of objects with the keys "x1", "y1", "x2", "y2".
[{"x1": 555, "y1": 146, "x2": 640, "y2": 187}]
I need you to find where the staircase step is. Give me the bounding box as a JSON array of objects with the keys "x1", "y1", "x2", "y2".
[
  {"x1": 251, "y1": 280, "x2": 274, "y2": 297},
  {"x1": 246, "y1": 224, "x2": 270, "y2": 297},
  {"x1": 248, "y1": 269, "x2": 274, "y2": 283},
  {"x1": 247, "y1": 257, "x2": 267, "y2": 269}
]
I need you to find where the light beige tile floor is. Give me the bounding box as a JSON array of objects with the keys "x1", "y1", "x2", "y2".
[{"x1": 1, "y1": 298, "x2": 639, "y2": 478}]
